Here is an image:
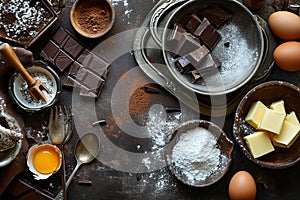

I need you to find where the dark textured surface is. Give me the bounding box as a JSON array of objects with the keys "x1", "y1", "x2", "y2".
[{"x1": 1, "y1": 0, "x2": 300, "y2": 199}]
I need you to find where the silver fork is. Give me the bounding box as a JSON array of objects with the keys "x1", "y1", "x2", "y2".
[{"x1": 48, "y1": 105, "x2": 73, "y2": 200}]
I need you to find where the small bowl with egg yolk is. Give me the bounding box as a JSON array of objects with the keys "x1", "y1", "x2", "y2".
[{"x1": 27, "y1": 144, "x2": 62, "y2": 180}]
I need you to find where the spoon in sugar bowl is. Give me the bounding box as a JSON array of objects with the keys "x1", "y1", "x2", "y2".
[
  {"x1": 0, "y1": 42, "x2": 50, "y2": 102},
  {"x1": 54, "y1": 132, "x2": 100, "y2": 200}
]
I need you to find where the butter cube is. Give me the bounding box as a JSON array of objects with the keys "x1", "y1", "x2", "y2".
[
  {"x1": 258, "y1": 108, "x2": 285, "y2": 134},
  {"x1": 245, "y1": 101, "x2": 267, "y2": 129},
  {"x1": 286, "y1": 112, "x2": 300, "y2": 125},
  {"x1": 244, "y1": 131, "x2": 275, "y2": 158},
  {"x1": 270, "y1": 100, "x2": 286, "y2": 115},
  {"x1": 272, "y1": 120, "x2": 300, "y2": 148}
]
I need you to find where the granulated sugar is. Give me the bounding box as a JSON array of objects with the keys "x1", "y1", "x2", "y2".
[
  {"x1": 213, "y1": 23, "x2": 259, "y2": 87},
  {"x1": 19, "y1": 72, "x2": 56, "y2": 107},
  {"x1": 172, "y1": 127, "x2": 221, "y2": 182}
]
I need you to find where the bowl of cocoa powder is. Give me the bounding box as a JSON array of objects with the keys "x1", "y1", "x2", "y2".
[{"x1": 70, "y1": 0, "x2": 115, "y2": 38}]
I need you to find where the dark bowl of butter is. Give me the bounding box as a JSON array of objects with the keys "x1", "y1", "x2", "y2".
[{"x1": 233, "y1": 81, "x2": 300, "y2": 169}]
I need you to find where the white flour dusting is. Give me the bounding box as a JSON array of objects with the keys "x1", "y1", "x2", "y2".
[
  {"x1": 172, "y1": 127, "x2": 221, "y2": 182},
  {"x1": 145, "y1": 108, "x2": 181, "y2": 150}
]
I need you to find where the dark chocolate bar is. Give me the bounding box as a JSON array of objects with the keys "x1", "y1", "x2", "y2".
[
  {"x1": 40, "y1": 27, "x2": 110, "y2": 99},
  {"x1": 198, "y1": 4, "x2": 232, "y2": 28}
]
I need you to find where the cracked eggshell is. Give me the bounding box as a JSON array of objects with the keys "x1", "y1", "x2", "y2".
[{"x1": 27, "y1": 144, "x2": 62, "y2": 180}]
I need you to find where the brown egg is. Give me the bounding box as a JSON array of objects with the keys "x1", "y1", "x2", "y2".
[
  {"x1": 228, "y1": 171, "x2": 256, "y2": 200},
  {"x1": 268, "y1": 11, "x2": 300, "y2": 40},
  {"x1": 273, "y1": 41, "x2": 300, "y2": 72}
]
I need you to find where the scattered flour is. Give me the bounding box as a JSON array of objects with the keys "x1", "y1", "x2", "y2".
[
  {"x1": 172, "y1": 127, "x2": 221, "y2": 182},
  {"x1": 145, "y1": 108, "x2": 181, "y2": 150}
]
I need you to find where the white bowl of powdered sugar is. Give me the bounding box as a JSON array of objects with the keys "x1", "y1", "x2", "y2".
[{"x1": 165, "y1": 119, "x2": 234, "y2": 187}]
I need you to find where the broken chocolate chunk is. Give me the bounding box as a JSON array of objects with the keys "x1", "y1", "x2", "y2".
[
  {"x1": 199, "y1": 24, "x2": 221, "y2": 51},
  {"x1": 175, "y1": 57, "x2": 193, "y2": 74},
  {"x1": 166, "y1": 23, "x2": 186, "y2": 54},
  {"x1": 186, "y1": 14, "x2": 202, "y2": 33},
  {"x1": 184, "y1": 45, "x2": 210, "y2": 67},
  {"x1": 198, "y1": 4, "x2": 232, "y2": 28},
  {"x1": 174, "y1": 33, "x2": 201, "y2": 57},
  {"x1": 193, "y1": 17, "x2": 210, "y2": 37}
]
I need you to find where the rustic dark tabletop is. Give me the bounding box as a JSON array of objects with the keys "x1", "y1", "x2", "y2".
[{"x1": 1, "y1": 0, "x2": 300, "y2": 199}]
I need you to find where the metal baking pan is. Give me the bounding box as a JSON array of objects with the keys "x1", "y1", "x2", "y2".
[{"x1": 0, "y1": 0, "x2": 57, "y2": 49}]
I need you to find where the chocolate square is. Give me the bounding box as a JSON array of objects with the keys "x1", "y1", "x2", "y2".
[
  {"x1": 87, "y1": 55, "x2": 110, "y2": 78},
  {"x1": 62, "y1": 36, "x2": 84, "y2": 58},
  {"x1": 82, "y1": 71, "x2": 104, "y2": 90},
  {"x1": 186, "y1": 14, "x2": 202, "y2": 33},
  {"x1": 166, "y1": 23, "x2": 186, "y2": 52},
  {"x1": 194, "y1": 54, "x2": 218, "y2": 77},
  {"x1": 175, "y1": 33, "x2": 201, "y2": 57},
  {"x1": 69, "y1": 62, "x2": 82, "y2": 77},
  {"x1": 175, "y1": 57, "x2": 193, "y2": 74},
  {"x1": 75, "y1": 67, "x2": 87, "y2": 81},
  {"x1": 194, "y1": 18, "x2": 210, "y2": 37},
  {"x1": 39, "y1": 40, "x2": 59, "y2": 62},
  {"x1": 199, "y1": 24, "x2": 221, "y2": 51},
  {"x1": 77, "y1": 49, "x2": 93, "y2": 64},
  {"x1": 184, "y1": 45, "x2": 210, "y2": 67},
  {"x1": 188, "y1": 70, "x2": 202, "y2": 83},
  {"x1": 63, "y1": 76, "x2": 81, "y2": 88},
  {"x1": 198, "y1": 4, "x2": 232, "y2": 28},
  {"x1": 52, "y1": 28, "x2": 69, "y2": 45},
  {"x1": 53, "y1": 49, "x2": 74, "y2": 72}
]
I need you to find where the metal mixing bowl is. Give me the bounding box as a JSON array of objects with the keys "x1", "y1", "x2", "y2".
[{"x1": 162, "y1": 0, "x2": 264, "y2": 95}]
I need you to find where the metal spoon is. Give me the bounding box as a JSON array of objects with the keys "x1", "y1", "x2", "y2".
[
  {"x1": 55, "y1": 133, "x2": 100, "y2": 200},
  {"x1": 49, "y1": 106, "x2": 73, "y2": 200}
]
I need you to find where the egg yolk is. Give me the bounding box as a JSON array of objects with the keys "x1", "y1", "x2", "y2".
[{"x1": 33, "y1": 146, "x2": 60, "y2": 174}]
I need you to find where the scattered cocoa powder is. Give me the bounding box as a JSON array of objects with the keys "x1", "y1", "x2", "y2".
[{"x1": 77, "y1": 2, "x2": 111, "y2": 34}]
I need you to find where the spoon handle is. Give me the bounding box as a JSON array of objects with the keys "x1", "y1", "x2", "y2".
[{"x1": 54, "y1": 162, "x2": 81, "y2": 200}]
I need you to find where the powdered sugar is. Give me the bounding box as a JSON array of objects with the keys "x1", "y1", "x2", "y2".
[
  {"x1": 145, "y1": 106, "x2": 181, "y2": 150},
  {"x1": 172, "y1": 127, "x2": 221, "y2": 182}
]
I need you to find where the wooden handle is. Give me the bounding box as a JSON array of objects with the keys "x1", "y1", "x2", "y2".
[{"x1": 0, "y1": 43, "x2": 36, "y2": 86}]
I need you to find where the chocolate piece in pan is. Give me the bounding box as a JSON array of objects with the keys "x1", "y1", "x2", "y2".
[
  {"x1": 193, "y1": 18, "x2": 210, "y2": 37},
  {"x1": 184, "y1": 45, "x2": 210, "y2": 66},
  {"x1": 175, "y1": 57, "x2": 193, "y2": 74},
  {"x1": 166, "y1": 23, "x2": 186, "y2": 53},
  {"x1": 198, "y1": 4, "x2": 232, "y2": 28},
  {"x1": 174, "y1": 33, "x2": 201, "y2": 57},
  {"x1": 199, "y1": 24, "x2": 221, "y2": 51},
  {"x1": 185, "y1": 14, "x2": 202, "y2": 33}
]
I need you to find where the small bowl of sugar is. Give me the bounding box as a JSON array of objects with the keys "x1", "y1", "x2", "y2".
[
  {"x1": 8, "y1": 61, "x2": 61, "y2": 113},
  {"x1": 165, "y1": 119, "x2": 234, "y2": 187}
]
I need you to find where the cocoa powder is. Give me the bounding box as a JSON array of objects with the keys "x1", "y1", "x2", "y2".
[{"x1": 77, "y1": 3, "x2": 110, "y2": 34}]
